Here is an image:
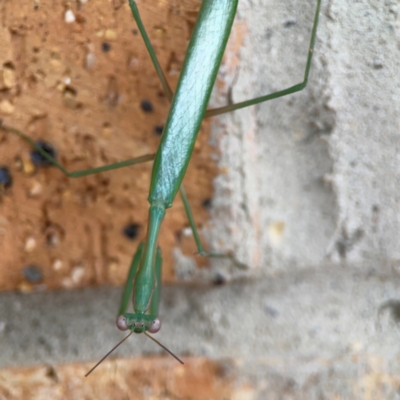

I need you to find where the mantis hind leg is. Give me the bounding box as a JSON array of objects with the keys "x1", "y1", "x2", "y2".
[
  {"x1": 118, "y1": 243, "x2": 162, "y2": 318},
  {"x1": 204, "y1": 0, "x2": 322, "y2": 118},
  {"x1": 179, "y1": 185, "x2": 247, "y2": 270}
]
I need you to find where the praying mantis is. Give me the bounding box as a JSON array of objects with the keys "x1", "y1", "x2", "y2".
[{"x1": 0, "y1": 0, "x2": 322, "y2": 374}]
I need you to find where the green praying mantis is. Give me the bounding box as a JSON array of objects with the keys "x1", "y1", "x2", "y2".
[{"x1": 1, "y1": 0, "x2": 322, "y2": 374}]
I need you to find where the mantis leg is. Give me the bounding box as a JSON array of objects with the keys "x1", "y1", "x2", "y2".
[
  {"x1": 204, "y1": 0, "x2": 321, "y2": 118},
  {"x1": 119, "y1": 243, "x2": 162, "y2": 317},
  {"x1": 118, "y1": 242, "x2": 144, "y2": 316},
  {"x1": 0, "y1": 123, "x2": 155, "y2": 178},
  {"x1": 2, "y1": 2, "x2": 175, "y2": 178},
  {"x1": 130, "y1": 0, "x2": 321, "y2": 118},
  {"x1": 149, "y1": 247, "x2": 162, "y2": 318},
  {"x1": 179, "y1": 185, "x2": 246, "y2": 269},
  {"x1": 128, "y1": 0, "x2": 173, "y2": 102},
  {"x1": 1, "y1": 0, "x2": 180, "y2": 178}
]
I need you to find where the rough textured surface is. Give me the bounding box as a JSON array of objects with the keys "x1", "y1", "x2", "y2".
[
  {"x1": 325, "y1": 1, "x2": 400, "y2": 264},
  {"x1": 208, "y1": 0, "x2": 336, "y2": 271},
  {"x1": 2, "y1": 263, "x2": 400, "y2": 398},
  {"x1": 0, "y1": 0, "x2": 214, "y2": 291},
  {"x1": 208, "y1": 0, "x2": 400, "y2": 273},
  {"x1": 0, "y1": 359, "x2": 238, "y2": 400},
  {"x1": 1, "y1": 0, "x2": 400, "y2": 398}
]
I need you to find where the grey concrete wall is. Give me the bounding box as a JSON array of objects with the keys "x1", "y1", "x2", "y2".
[
  {"x1": 2, "y1": 0, "x2": 400, "y2": 398},
  {"x1": 2, "y1": 262, "x2": 400, "y2": 398},
  {"x1": 206, "y1": 0, "x2": 400, "y2": 273}
]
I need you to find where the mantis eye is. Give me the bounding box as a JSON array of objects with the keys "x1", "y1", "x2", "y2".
[
  {"x1": 148, "y1": 318, "x2": 161, "y2": 333},
  {"x1": 116, "y1": 315, "x2": 128, "y2": 331}
]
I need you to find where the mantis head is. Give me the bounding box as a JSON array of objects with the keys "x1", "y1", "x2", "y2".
[{"x1": 116, "y1": 314, "x2": 161, "y2": 334}]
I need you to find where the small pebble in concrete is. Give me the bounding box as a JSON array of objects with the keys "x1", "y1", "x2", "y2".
[
  {"x1": 213, "y1": 273, "x2": 226, "y2": 286},
  {"x1": 0, "y1": 167, "x2": 12, "y2": 190},
  {"x1": 23, "y1": 265, "x2": 43, "y2": 283},
  {"x1": 154, "y1": 125, "x2": 164, "y2": 135},
  {"x1": 202, "y1": 198, "x2": 212, "y2": 209},
  {"x1": 123, "y1": 223, "x2": 140, "y2": 240},
  {"x1": 283, "y1": 17, "x2": 297, "y2": 28},
  {"x1": 140, "y1": 100, "x2": 153, "y2": 113},
  {"x1": 101, "y1": 42, "x2": 111, "y2": 53}
]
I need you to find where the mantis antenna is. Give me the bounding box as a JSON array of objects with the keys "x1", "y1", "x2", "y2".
[
  {"x1": 85, "y1": 332, "x2": 133, "y2": 377},
  {"x1": 85, "y1": 331, "x2": 183, "y2": 377},
  {"x1": 144, "y1": 332, "x2": 184, "y2": 365}
]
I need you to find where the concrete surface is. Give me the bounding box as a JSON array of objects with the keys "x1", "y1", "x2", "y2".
[
  {"x1": 206, "y1": 0, "x2": 400, "y2": 272},
  {"x1": 1, "y1": 261, "x2": 400, "y2": 397}
]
